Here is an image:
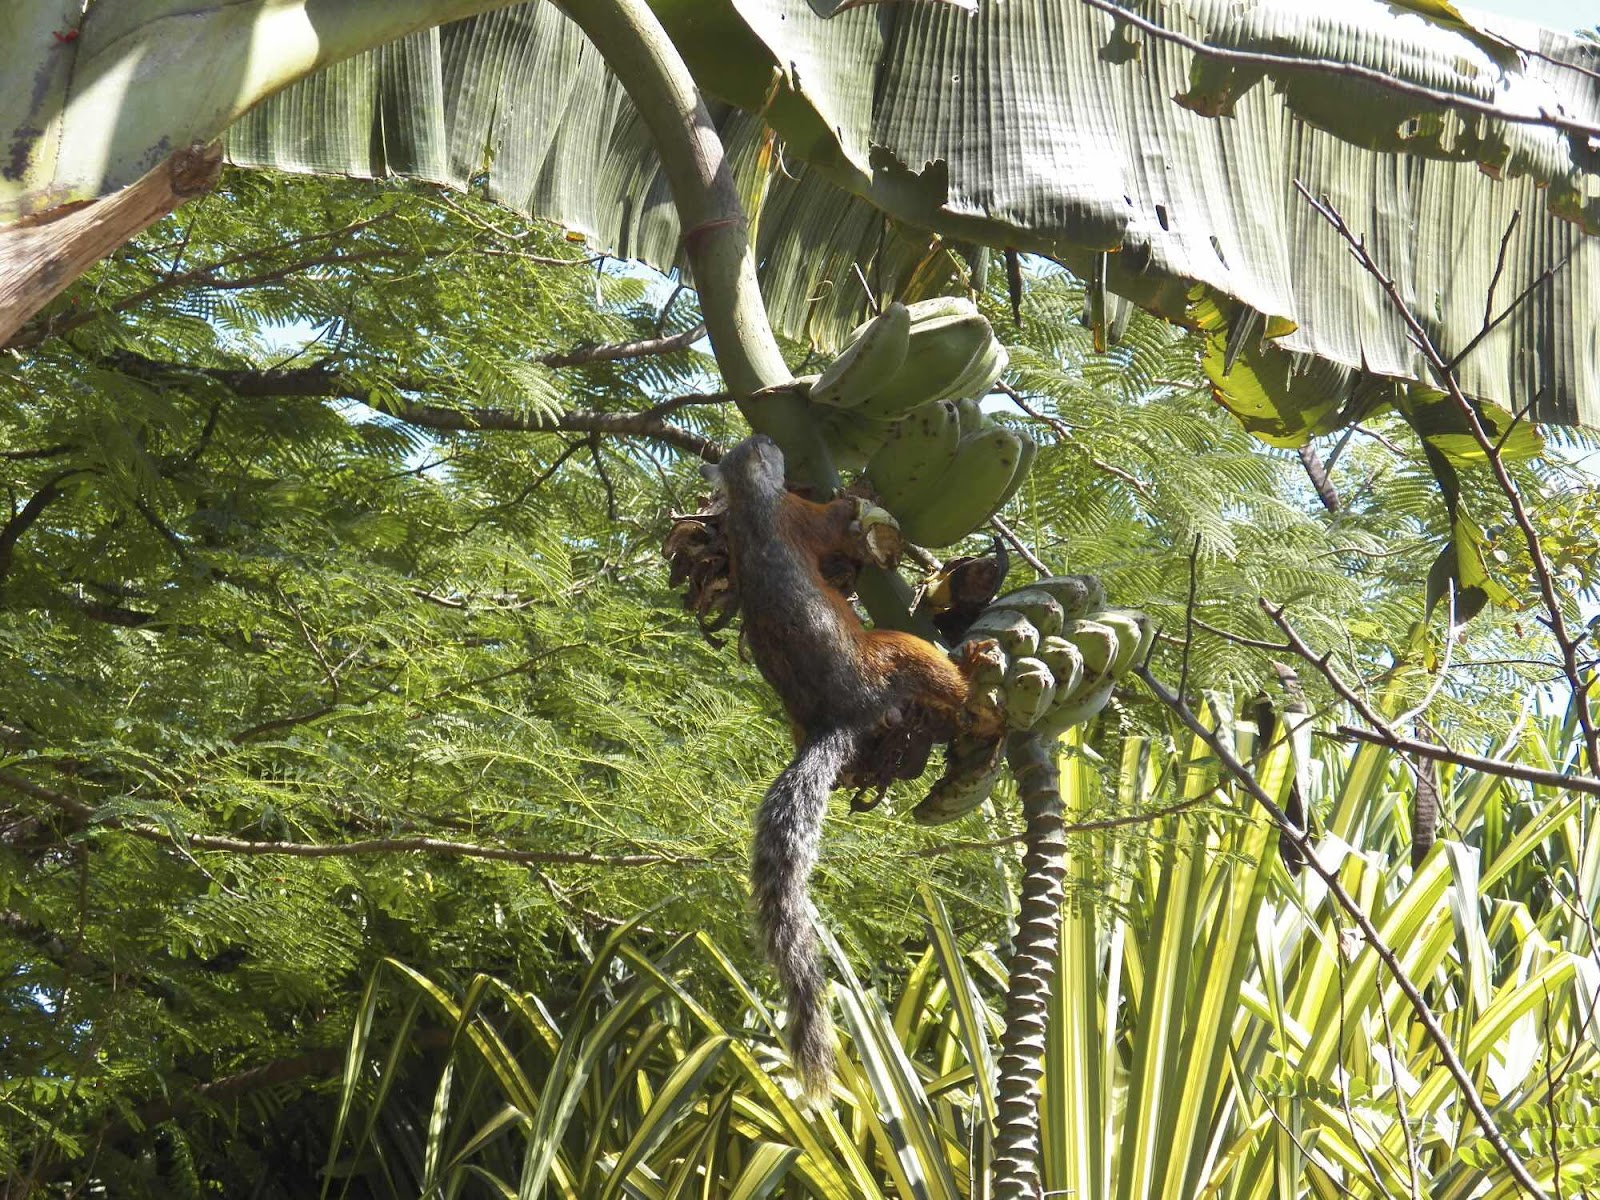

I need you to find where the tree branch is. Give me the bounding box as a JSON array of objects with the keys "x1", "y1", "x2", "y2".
[
  {"x1": 1261, "y1": 599, "x2": 1600, "y2": 798},
  {"x1": 1136, "y1": 666, "x2": 1544, "y2": 1198},
  {"x1": 1333, "y1": 726, "x2": 1600, "y2": 798},
  {"x1": 0, "y1": 770, "x2": 704, "y2": 869},
  {"x1": 374, "y1": 395, "x2": 721, "y2": 462},
  {"x1": 0, "y1": 444, "x2": 75, "y2": 462},
  {"x1": 541, "y1": 321, "x2": 705, "y2": 368},
  {"x1": 1294, "y1": 184, "x2": 1599, "y2": 777},
  {"x1": 1297, "y1": 444, "x2": 1340, "y2": 512},
  {"x1": 0, "y1": 469, "x2": 90, "y2": 589},
  {"x1": 103, "y1": 353, "x2": 723, "y2": 461}
]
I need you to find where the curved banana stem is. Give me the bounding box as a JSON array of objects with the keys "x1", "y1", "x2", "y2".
[
  {"x1": 991, "y1": 730, "x2": 1067, "y2": 1200},
  {"x1": 555, "y1": 0, "x2": 821, "y2": 478},
  {"x1": 557, "y1": 0, "x2": 932, "y2": 634}
]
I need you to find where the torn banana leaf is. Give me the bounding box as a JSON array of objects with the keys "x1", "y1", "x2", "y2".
[{"x1": 4, "y1": 0, "x2": 1596, "y2": 428}]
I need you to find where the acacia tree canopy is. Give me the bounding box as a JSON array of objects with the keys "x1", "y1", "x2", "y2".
[{"x1": 1, "y1": 167, "x2": 1589, "y2": 1191}]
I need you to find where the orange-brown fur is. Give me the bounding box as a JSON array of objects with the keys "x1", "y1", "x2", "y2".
[{"x1": 767, "y1": 490, "x2": 975, "y2": 741}]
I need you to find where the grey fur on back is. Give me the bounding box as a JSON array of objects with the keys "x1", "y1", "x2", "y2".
[
  {"x1": 716, "y1": 435, "x2": 864, "y2": 1100},
  {"x1": 750, "y1": 725, "x2": 857, "y2": 1099}
]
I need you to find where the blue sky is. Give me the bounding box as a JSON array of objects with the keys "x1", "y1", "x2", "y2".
[{"x1": 1465, "y1": 0, "x2": 1596, "y2": 33}]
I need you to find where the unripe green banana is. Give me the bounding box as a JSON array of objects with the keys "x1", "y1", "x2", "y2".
[
  {"x1": 1096, "y1": 609, "x2": 1152, "y2": 679},
  {"x1": 845, "y1": 296, "x2": 977, "y2": 344},
  {"x1": 811, "y1": 302, "x2": 911, "y2": 409},
  {"x1": 858, "y1": 314, "x2": 994, "y2": 418},
  {"x1": 1063, "y1": 618, "x2": 1119, "y2": 682},
  {"x1": 1032, "y1": 676, "x2": 1116, "y2": 740},
  {"x1": 1003, "y1": 656, "x2": 1056, "y2": 730},
  {"x1": 963, "y1": 608, "x2": 1040, "y2": 658},
  {"x1": 864, "y1": 400, "x2": 961, "y2": 512},
  {"x1": 854, "y1": 501, "x2": 903, "y2": 569},
  {"x1": 903, "y1": 295, "x2": 979, "y2": 325},
  {"x1": 895, "y1": 426, "x2": 1027, "y2": 547},
  {"x1": 991, "y1": 428, "x2": 1038, "y2": 513},
  {"x1": 965, "y1": 684, "x2": 1006, "y2": 731},
  {"x1": 817, "y1": 409, "x2": 897, "y2": 471},
  {"x1": 954, "y1": 397, "x2": 986, "y2": 437},
  {"x1": 1037, "y1": 636, "x2": 1085, "y2": 703},
  {"x1": 957, "y1": 340, "x2": 1009, "y2": 400},
  {"x1": 944, "y1": 337, "x2": 1009, "y2": 402},
  {"x1": 992, "y1": 587, "x2": 1066, "y2": 638},
  {"x1": 1026, "y1": 576, "x2": 1107, "y2": 622},
  {"x1": 959, "y1": 638, "x2": 1009, "y2": 688},
  {"x1": 913, "y1": 733, "x2": 1005, "y2": 825}
]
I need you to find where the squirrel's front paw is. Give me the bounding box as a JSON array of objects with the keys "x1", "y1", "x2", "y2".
[{"x1": 850, "y1": 499, "x2": 903, "y2": 569}]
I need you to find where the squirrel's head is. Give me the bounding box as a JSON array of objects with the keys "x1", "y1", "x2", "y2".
[{"x1": 704, "y1": 434, "x2": 786, "y2": 501}]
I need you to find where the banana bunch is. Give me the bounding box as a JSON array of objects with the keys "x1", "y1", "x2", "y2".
[
  {"x1": 809, "y1": 297, "x2": 1016, "y2": 481},
  {"x1": 864, "y1": 397, "x2": 1036, "y2": 548},
  {"x1": 912, "y1": 575, "x2": 1155, "y2": 825}
]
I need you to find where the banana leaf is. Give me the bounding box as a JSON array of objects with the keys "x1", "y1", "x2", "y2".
[{"x1": 4, "y1": 0, "x2": 1598, "y2": 427}]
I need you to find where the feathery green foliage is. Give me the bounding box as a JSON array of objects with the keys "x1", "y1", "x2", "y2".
[
  {"x1": 1, "y1": 168, "x2": 1595, "y2": 1194},
  {"x1": 326, "y1": 710, "x2": 1600, "y2": 1198}
]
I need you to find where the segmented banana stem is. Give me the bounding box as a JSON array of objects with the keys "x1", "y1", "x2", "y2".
[{"x1": 991, "y1": 731, "x2": 1067, "y2": 1200}]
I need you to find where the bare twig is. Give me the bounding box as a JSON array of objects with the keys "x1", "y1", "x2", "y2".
[
  {"x1": 1392, "y1": 584, "x2": 1456, "y2": 728},
  {"x1": 1448, "y1": 247, "x2": 1575, "y2": 373},
  {"x1": 1257, "y1": 1101, "x2": 1359, "y2": 1197},
  {"x1": 1321, "y1": 426, "x2": 1358, "y2": 475},
  {"x1": 1334, "y1": 726, "x2": 1600, "y2": 799},
  {"x1": 999, "y1": 381, "x2": 1156, "y2": 501},
  {"x1": 1136, "y1": 666, "x2": 1545, "y2": 1198},
  {"x1": 1295, "y1": 183, "x2": 1598, "y2": 776},
  {"x1": 1541, "y1": 981, "x2": 1566, "y2": 1200},
  {"x1": 911, "y1": 792, "x2": 1218, "y2": 857},
  {"x1": 1351, "y1": 425, "x2": 1407, "y2": 457},
  {"x1": 990, "y1": 514, "x2": 1050, "y2": 576},
  {"x1": 0, "y1": 770, "x2": 699, "y2": 869},
  {"x1": 1189, "y1": 615, "x2": 1292, "y2": 654},
  {"x1": 1376, "y1": 985, "x2": 1424, "y2": 1200},
  {"x1": 637, "y1": 388, "x2": 734, "y2": 421},
  {"x1": 654, "y1": 280, "x2": 688, "y2": 335},
  {"x1": 462, "y1": 439, "x2": 589, "y2": 535},
  {"x1": 1297, "y1": 444, "x2": 1340, "y2": 512},
  {"x1": 1180, "y1": 534, "x2": 1201, "y2": 699},
  {"x1": 1481, "y1": 211, "x2": 1521, "y2": 340},
  {"x1": 1261, "y1": 598, "x2": 1600, "y2": 799},
  {"x1": 540, "y1": 321, "x2": 706, "y2": 369},
  {"x1": 1520, "y1": 42, "x2": 1600, "y2": 86},
  {"x1": 1334, "y1": 956, "x2": 1391, "y2": 1193}
]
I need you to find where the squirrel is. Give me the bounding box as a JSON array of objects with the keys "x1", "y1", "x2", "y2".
[{"x1": 708, "y1": 433, "x2": 989, "y2": 1099}]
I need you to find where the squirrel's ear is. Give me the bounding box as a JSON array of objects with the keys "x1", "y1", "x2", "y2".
[{"x1": 699, "y1": 460, "x2": 723, "y2": 484}]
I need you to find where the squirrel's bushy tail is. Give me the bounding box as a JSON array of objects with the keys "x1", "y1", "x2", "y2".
[{"x1": 751, "y1": 726, "x2": 857, "y2": 1101}]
